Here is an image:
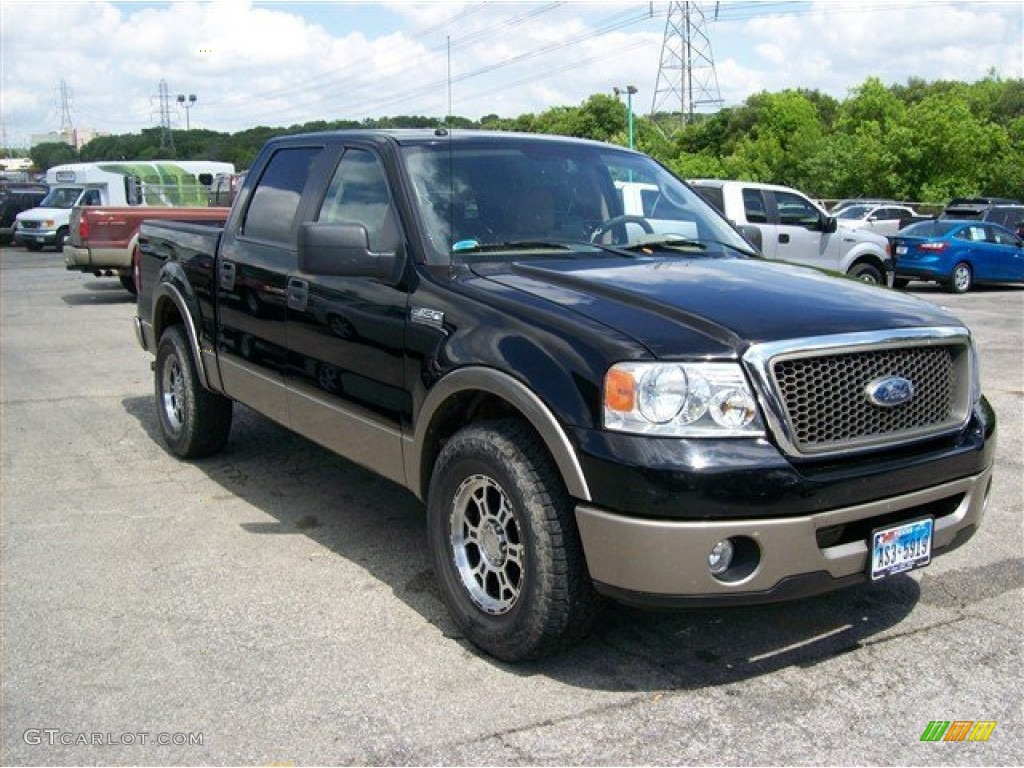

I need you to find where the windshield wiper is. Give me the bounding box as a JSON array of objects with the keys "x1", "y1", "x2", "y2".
[
  {"x1": 616, "y1": 235, "x2": 759, "y2": 259},
  {"x1": 451, "y1": 239, "x2": 576, "y2": 254}
]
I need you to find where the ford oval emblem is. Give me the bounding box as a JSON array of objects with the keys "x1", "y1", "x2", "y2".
[{"x1": 865, "y1": 376, "x2": 915, "y2": 407}]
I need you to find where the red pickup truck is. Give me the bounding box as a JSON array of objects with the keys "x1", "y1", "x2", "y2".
[{"x1": 64, "y1": 206, "x2": 230, "y2": 294}]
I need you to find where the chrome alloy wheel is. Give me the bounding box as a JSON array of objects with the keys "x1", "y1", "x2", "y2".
[
  {"x1": 449, "y1": 474, "x2": 525, "y2": 615},
  {"x1": 952, "y1": 263, "x2": 972, "y2": 293},
  {"x1": 161, "y1": 355, "x2": 186, "y2": 435}
]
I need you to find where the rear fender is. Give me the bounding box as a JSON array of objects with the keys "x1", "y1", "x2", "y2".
[{"x1": 151, "y1": 263, "x2": 217, "y2": 392}]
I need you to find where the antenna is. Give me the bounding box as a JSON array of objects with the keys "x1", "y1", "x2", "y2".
[
  {"x1": 447, "y1": 35, "x2": 453, "y2": 125},
  {"x1": 650, "y1": 1, "x2": 723, "y2": 135}
]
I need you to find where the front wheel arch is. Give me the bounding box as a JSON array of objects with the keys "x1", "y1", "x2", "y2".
[{"x1": 412, "y1": 368, "x2": 591, "y2": 504}]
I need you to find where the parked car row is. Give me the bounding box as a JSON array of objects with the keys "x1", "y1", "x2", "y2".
[{"x1": 777, "y1": 191, "x2": 1024, "y2": 293}]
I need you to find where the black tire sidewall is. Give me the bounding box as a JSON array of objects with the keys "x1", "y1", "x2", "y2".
[
  {"x1": 427, "y1": 423, "x2": 574, "y2": 661},
  {"x1": 850, "y1": 263, "x2": 882, "y2": 284},
  {"x1": 155, "y1": 327, "x2": 197, "y2": 456}
]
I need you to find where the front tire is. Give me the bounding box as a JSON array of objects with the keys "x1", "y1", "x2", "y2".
[
  {"x1": 427, "y1": 419, "x2": 600, "y2": 661},
  {"x1": 848, "y1": 262, "x2": 883, "y2": 285},
  {"x1": 155, "y1": 325, "x2": 233, "y2": 458},
  {"x1": 948, "y1": 262, "x2": 972, "y2": 293}
]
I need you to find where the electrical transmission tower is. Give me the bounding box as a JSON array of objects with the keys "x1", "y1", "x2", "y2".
[
  {"x1": 59, "y1": 79, "x2": 75, "y2": 139},
  {"x1": 154, "y1": 79, "x2": 176, "y2": 154},
  {"x1": 650, "y1": 2, "x2": 723, "y2": 134}
]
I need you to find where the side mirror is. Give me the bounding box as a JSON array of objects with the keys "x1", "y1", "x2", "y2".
[
  {"x1": 823, "y1": 215, "x2": 838, "y2": 234},
  {"x1": 298, "y1": 221, "x2": 398, "y2": 280}
]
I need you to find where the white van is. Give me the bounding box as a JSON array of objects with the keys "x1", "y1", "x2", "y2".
[{"x1": 14, "y1": 160, "x2": 234, "y2": 251}]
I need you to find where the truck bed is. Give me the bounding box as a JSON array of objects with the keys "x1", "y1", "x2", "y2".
[{"x1": 65, "y1": 205, "x2": 230, "y2": 278}]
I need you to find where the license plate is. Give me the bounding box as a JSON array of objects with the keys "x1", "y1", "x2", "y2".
[
  {"x1": 871, "y1": 518, "x2": 933, "y2": 580},
  {"x1": 895, "y1": 245, "x2": 907, "y2": 255}
]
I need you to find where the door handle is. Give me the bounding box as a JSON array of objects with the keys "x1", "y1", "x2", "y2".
[
  {"x1": 219, "y1": 261, "x2": 236, "y2": 290},
  {"x1": 287, "y1": 278, "x2": 309, "y2": 312}
]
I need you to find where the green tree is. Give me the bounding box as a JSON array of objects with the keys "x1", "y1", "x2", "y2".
[{"x1": 29, "y1": 142, "x2": 79, "y2": 172}]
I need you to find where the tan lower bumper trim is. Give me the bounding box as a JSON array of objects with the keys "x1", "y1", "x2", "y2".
[{"x1": 575, "y1": 468, "x2": 992, "y2": 597}]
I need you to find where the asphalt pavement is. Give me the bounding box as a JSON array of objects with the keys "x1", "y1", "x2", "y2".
[{"x1": 2, "y1": 245, "x2": 1021, "y2": 766}]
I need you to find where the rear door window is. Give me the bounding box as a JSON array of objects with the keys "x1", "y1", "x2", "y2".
[
  {"x1": 742, "y1": 188, "x2": 769, "y2": 223},
  {"x1": 242, "y1": 146, "x2": 322, "y2": 243}
]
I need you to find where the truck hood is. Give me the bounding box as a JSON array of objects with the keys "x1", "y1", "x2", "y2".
[
  {"x1": 15, "y1": 207, "x2": 68, "y2": 223},
  {"x1": 474, "y1": 256, "x2": 962, "y2": 357},
  {"x1": 835, "y1": 223, "x2": 889, "y2": 244}
]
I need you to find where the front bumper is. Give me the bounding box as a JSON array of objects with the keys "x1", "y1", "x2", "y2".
[
  {"x1": 14, "y1": 228, "x2": 57, "y2": 246},
  {"x1": 576, "y1": 466, "x2": 992, "y2": 605}
]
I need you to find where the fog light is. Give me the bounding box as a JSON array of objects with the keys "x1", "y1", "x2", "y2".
[{"x1": 708, "y1": 539, "x2": 734, "y2": 575}]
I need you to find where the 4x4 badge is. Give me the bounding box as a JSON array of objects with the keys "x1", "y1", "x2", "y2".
[{"x1": 865, "y1": 376, "x2": 915, "y2": 407}]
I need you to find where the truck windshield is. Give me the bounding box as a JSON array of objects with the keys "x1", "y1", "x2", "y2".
[
  {"x1": 39, "y1": 187, "x2": 84, "y2": 209},
  {"x1": 399, "y1": 138, "x2": 750, "y2": 264}
]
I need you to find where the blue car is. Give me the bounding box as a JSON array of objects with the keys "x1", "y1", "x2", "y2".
[{"x1": 892, "y1": 219, "x2": 1024, "y2": 293}]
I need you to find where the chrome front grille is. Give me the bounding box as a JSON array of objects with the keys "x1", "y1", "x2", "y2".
[{"x1": 744, "y1": 329, "x2": 974, "y2": 458}]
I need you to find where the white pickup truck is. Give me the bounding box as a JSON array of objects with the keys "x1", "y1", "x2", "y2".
[{"x1": 675, "y1": 180, "x2": 895, "y2": 285}]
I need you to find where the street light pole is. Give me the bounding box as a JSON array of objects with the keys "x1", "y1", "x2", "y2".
[
  {"x1": 176, "y1": 93, "x2": 197, "y2": 156},
  {"x1": 613, "y1": 85, "x2": 638, "y2": 149}
]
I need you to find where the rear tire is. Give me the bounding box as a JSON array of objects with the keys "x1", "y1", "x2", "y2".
[
  {"x1": 155, "y1": 325, "x2": 232, "y2": 458},
  {"x1": 119, "y1": 274, "x2": 137, "y2": 295},
  {"x1": 947, "y1": 262, "x2": 972, "y2": 293},
  {"x1": 427, "y1": 419, "x2": 601, "y2": 661}
]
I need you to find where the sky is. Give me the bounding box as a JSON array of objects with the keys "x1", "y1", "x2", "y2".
[{"x1": 1, "y1": 0, "x2": 1022, "y2": 147}]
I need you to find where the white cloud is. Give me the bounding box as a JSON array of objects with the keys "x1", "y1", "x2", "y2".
[{"x1": 1, "y1": 0, "x2": 1020, "y2": 147}]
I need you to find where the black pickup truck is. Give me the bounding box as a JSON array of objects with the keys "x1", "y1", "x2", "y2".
[{"x1": 135, "y1": 129, "x2": 996, "y2": 661}]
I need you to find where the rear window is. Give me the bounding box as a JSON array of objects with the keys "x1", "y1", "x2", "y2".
[{"x1": 901, "y1": 220, "x2": 958, "y2": 237}]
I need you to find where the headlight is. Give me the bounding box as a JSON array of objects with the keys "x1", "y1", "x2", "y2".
[{"x1": 604, "y1": 362, "x2": 764, "y2": 437}]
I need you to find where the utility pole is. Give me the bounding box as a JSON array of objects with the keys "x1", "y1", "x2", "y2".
[{"x1": 651, "y1": 2, "x2": 723, "y2": 135}]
